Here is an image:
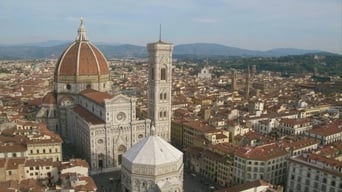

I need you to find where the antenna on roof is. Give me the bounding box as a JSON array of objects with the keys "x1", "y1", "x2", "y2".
[{"x1": 159, "y1": 24, "x2": 162, "y2": 42}]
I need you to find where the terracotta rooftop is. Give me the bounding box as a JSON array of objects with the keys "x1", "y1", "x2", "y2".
[
  {"x1": 0, "y1": 142, "x2": 26, "y2": 152},
  {"x1": 42, "y1": 92, "x2": 56, "y2": 105},
  {"x1": 235, "y1": 143, "x2": 288, "y2": 161},
  {"x1": 0, "y1": 180, "x2": 19, "y2": 192},
  {"x1": 215, "y1": 180, "x2": 272, "y2": 192},
  {"x1": 25, "y1": 158, "x2": 59, "y2": 167},
  {"x1": 292, "y1": 152, "x2": 342, "y2": 177},
  {"x1": 6, "y1": 157, "x2": 26, "y2": 170},
  {"x1": 74, "y1": 176, "x2": 97, "y2": 191},
  {"x1": 73, "y1": 105, "x2": 105, "y2": 125},
  {"x1": 80, "y1": 88, "x2": 113, "y2": 105},
  {"x1": 280, "y1": 118, "x2": 311, "y2": 126},
  {"x1": 183, "y1": 121, "x2": 215, "y2": 133},
  {"x1": 60, "y1": 158, "x2": 89, "y2": 170},
  {"x1": 316, "y1": 142, "x2": 342, "y2": 157},
  {"x1": 308, "y1": 121, "x2": 342, "y2": 136},
  {"x1": 18, "y1": 179, "x2": 45, "y2": 192},
  {"x1": 281, "y1": 138, "x2": 319, "y2": 151},
  {"x1": 201, "y1": 149, "x2": 226, "y2": 162}
]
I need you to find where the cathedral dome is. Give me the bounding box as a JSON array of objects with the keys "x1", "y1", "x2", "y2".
[{"x1": 54, "y1": 19, "x2": 109, "y2": 84}]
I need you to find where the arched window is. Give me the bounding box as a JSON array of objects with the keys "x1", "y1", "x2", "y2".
[
  {"x1": 164, "y1": 93, "x2": 167, "y2": 100},
  {"x1": 164, "y1": 111, "x2": 167, "y2": 117},
  {"x1": 161, "y1": 68, "x2": 166, "y2": 80},
  {"x1": 160, "y1": 93, "x2": 163, "y2": 100}
]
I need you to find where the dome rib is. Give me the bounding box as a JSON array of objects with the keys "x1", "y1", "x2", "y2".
[
  {"x1": 76, "y1": 41, "x2": 82, "y2": 78},
  {"x1": 87, "y1": 42, "x2": 101, "y2": 76}
]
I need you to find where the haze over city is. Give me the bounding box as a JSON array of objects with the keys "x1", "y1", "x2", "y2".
[{"x1": 0, "y1": 0, "x2": 341, "y2": 54}]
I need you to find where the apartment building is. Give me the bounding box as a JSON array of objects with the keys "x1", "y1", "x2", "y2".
[
  {"x1": 171, "y1": 119, "x2": 184, "y2": 150},
  {"x1": 234, "y1": 143, "x2": 289, "y2": 186},
  {"x1": 185, "y1": 122, "x2": 229, "y2": 149},
  {"x1": 305, "y1": 120, "x2": 342, "y2": 145},
  {"x1": 279, "y1": 118, "x2": 312, "y2": 135},
  {"x1": 12, "y1": 120, "x2": 62, "y2": 162},
  {"x1": 286, "y1": 142, "x2": 342, "y2": 192},
  {"x1": 186, "y1": 143, "x2": 236, "y2": 187}
]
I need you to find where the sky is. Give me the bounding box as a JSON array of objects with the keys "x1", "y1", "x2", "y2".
[{"x1": 0, "y1": 0, "x2": 341, "y2": 53}]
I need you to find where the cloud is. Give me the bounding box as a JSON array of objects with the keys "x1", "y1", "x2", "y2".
[
  {"x1": 193, "y1": 18, "x2": 218, "y2": 23},
  {"x1": 65, "y1": 16, "x2": 80, "y2": 22},
  {"x1": 64, "y1": 16, "x2": 120, "y2": 26}
]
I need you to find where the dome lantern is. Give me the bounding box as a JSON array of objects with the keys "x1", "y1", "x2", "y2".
[{"x1": 76, "y1": 17, "x2": 88, "y2": 41}]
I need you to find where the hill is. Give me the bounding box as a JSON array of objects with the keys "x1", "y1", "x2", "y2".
[{"x1": 0, "y1": 42, "x2": 336, "y2": 59}]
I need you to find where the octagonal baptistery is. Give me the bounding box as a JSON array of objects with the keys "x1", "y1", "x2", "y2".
[
  {"x1": 121, "y1": 129, "x2": 183, "y2": 192},
  {"x1": 54, "y1": 19, "x2": 111, "y2": 95}
]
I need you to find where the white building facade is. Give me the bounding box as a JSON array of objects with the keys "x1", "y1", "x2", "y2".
[
  {"x1": 286, "y1": 153, "x2": 342, "y2": 192},
  {"x1": 68, "y1": 90, "x2": 151, "y2": 170}
]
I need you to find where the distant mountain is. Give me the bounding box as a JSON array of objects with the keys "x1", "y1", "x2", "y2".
[
  {"x1": 0, "y1": 44, "x2": 70, "y2": 59},
  {"x1": 0, "y1": 41, "x2": 336, "y2": 59},
  {"x1": 0, "y1": 40, "x2": 71, "y2": 47},
  {"x1": 264, "y1": 48, "x2": 324, "y2": 56},
  {"x1": 97, "y1": 44, "x2": 146, "y2": 58},
  {"x1": 174, "y1": 43, "x2": 263, "y2": 56},
  {"x1": 173, "y1": 43, "x2": 332, "y2": 57}
]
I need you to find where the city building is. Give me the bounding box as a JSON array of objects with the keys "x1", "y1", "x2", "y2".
[
  {"x1": 186, "y1": 143, "x2": 235, "y2": 187},
  {"x1": 305, "y1": 120, "x2": 342, "y2": 145},
  {"x1": 286, "y1": 142, "x2": 342, "y2": 192},
  {"x1": 198, "y1": 66, "x2": 212, "y2": 80},
  {"x1": 0, "y1": 120, "x2": 62, "y2": 162},
  {"x1": 0, "y1": 158, "x2": 96, "y2": 191},
  {"x1": 216, "y1": 179, "x2": 283, "y2": 192},
  {"x1": 121, "y1": 127, "x2": 183, "y2": 192},
  {"x1": 233, "y1": 143, "x2": 289, "y2": 186},
  {"x1": 279, "y1": 118, "x2": 312, "y2": 135},
  {"x1": 171, "y1": 119, "x2": 184, "y2": 150}
]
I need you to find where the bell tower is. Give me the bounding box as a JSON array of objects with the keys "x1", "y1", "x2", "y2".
[{"x1": 147, "y1": 29, "x2": 173, "y2": 142}]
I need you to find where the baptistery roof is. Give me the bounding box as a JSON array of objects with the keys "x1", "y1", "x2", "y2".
[
  {"x1": 54, "y1": 19, "x2": 109, "y2": 82},
  {"x1": 123, "y1": 128, "x2": 182, "y2": 166}
]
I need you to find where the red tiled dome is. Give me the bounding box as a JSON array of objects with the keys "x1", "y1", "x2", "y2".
[{"x1": 54, "y1": 19, "x2": 109, "y2": 82}]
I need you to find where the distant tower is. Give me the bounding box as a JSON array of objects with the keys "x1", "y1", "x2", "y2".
[
  {"x1": 252, "y1": 64, "x2": 256, "y2": 78},
  {"x1": 314, "y1": 66, "x2": 318, "y2": 76},
  {"x1": 231, "y1": 69, "x2": 237, "y2": 92},
  {"x1": 147, "y1": 28, "x2": 173, "y2": 142},
  {"x1": 246, "y1": 66, "x2": 250, "y2": 99}
]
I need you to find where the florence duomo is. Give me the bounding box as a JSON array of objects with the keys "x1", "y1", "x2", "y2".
[
  {"x1": 0, "y1": 1, "x2": 341, "y2": 191},
  {"x1": 36, "y1": 19, "x2": 174, "y2": 171}
]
